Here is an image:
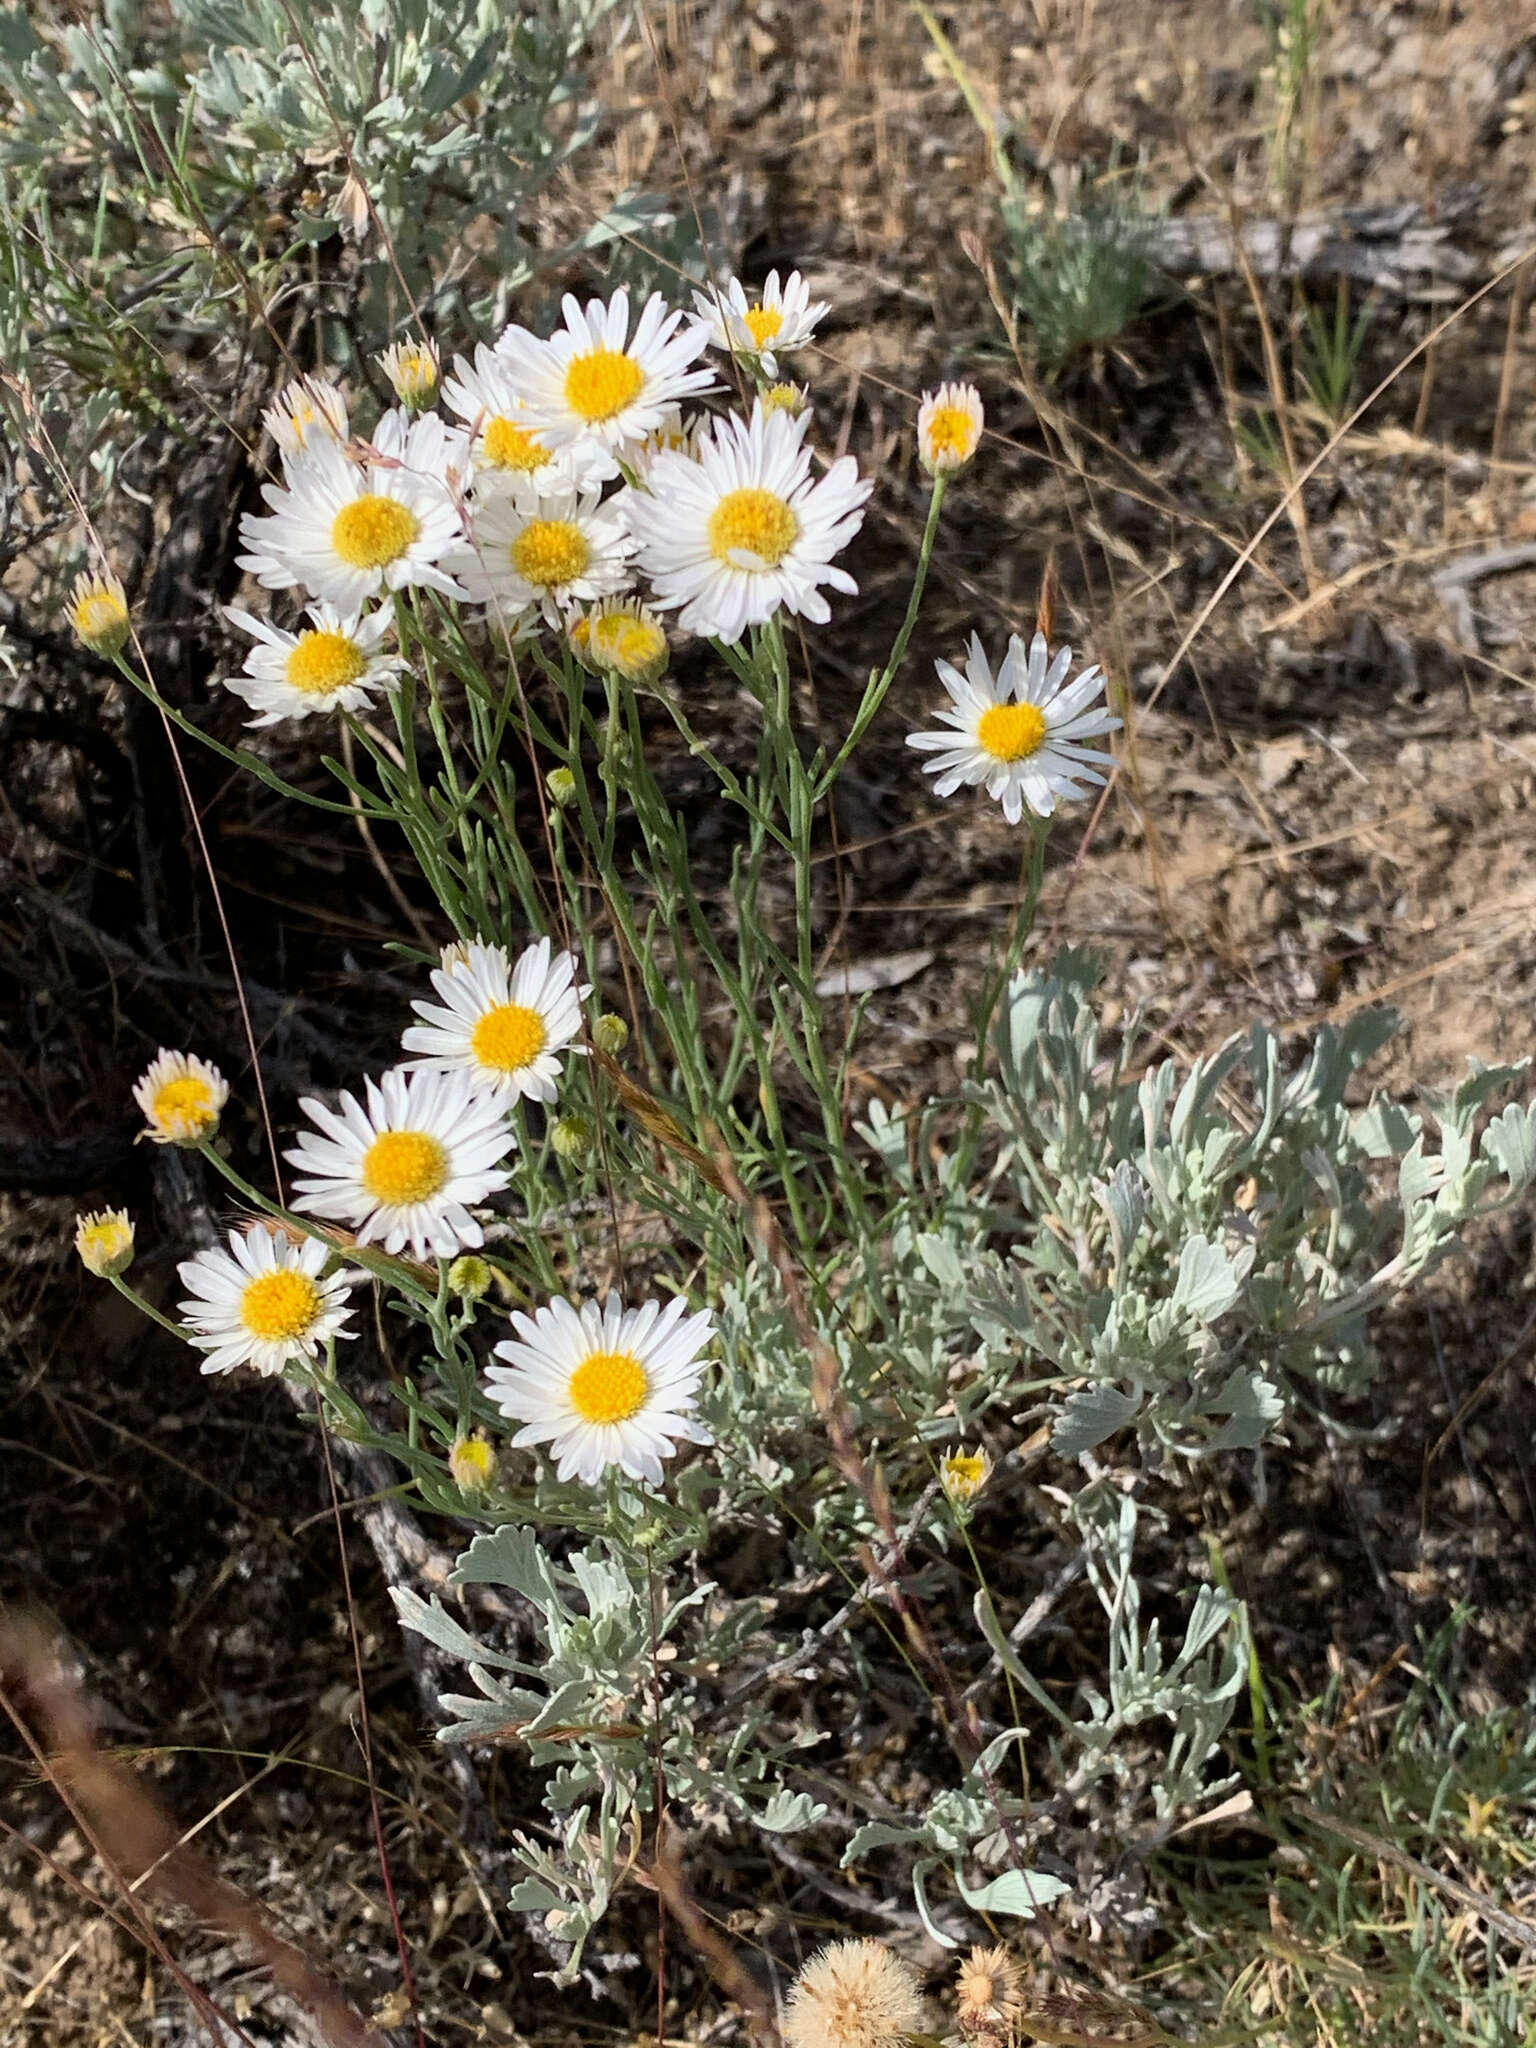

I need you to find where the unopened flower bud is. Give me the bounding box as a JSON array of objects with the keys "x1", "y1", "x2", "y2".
[
  {"x1": 546, "y1": 766, "x2": 577, "y2": 807},
  {"x1": 449, "y1": 1434, "x2": 496, "y2": 1492},
  {"x1": 378, "y1": 337, "x2": 440, "y2": 412},
  {"x1": 68, "y1": 571, "x2": 130, "y2": 659},
  {"x1": 75, "y1": 1209, "x2": 135, "y2": 1278},
  {"x1": 592, "y1": 1013, "x2": 629, "y2": 1056},
  {"x1": 132, "y1": 1049, "x2": 228, "y2": 1147},
  {"x1": 917, "y1": 382, "x2": 984, "y2": 477},
  {"x1": 941, "y1": 1446, "x2": 992, "y2": 1506},
  {"x1": 448, "y1": 1254, "x2": 492, "y2": 1300},
  {"x1": 551, "y1": 1112, "x2": 594, "y2": 1162},
  {"x1": 763, "y1": 381, "x2": 809, "y2": 418}
]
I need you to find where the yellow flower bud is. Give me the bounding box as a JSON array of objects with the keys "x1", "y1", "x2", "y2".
[
  {"x1": 68, "y1": 571, "x2": 130, "y2": 659},
  {"x1": 75, "y1": 1209, "x2": 135, "y2": 1278},
  {"x1": 592, "y1": 1013, "x2": 629, "y2": 1056},
  {"x1": 449, "y1": 1434, "x2": 497, "y2": 1492}
]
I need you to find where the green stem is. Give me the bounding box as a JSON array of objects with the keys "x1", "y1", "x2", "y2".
[{"x1": 815, "y1": 475, "x2": 946, "y2": 798}]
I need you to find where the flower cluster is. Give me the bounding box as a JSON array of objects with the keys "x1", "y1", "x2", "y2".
[
  {"x1": 98, "y1": 929, "x2": 717, "y2": 1490},
  {"x1": 221, "y1": 275, "x2": 880, "y2": 732}
]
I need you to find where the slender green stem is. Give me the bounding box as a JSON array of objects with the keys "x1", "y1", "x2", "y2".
[
  {"x1": 109, "y1": 1273, "x2": 187, "y2": 1340},
  {"x1": 816, "y1": 475, "x2": 946, "y2": 798}
]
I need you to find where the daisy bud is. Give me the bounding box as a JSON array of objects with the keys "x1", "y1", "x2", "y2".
[
  {"x1": 448, "y1": 1254, "x2": 493, "y2": 1300},
  {"x1": 763, "y1": 381, "x2": 809, "y2": 417},
  {"x1": 592, "y1": 1013, "x2": 629, "y2": 1056},
  {"x1": 132, "y1": 1049, "x2": 228, "y2": 1147},
  {"x1": 917, "y1": 382, "x2": 984, "y2": 477},
  {"x1": 74, "y1": 1209, "x2": 135, "y2": 1279},
  {"x1": 942, "y1": 1446, "x2": 992, "y2": 1506},
  {"x1": 581, "y1": 599, "x2": 670, "y2": 687},
  {"x1": 551, "y1": 1112, "x2": 594, "y2": 1162},
  {"x1": 546, "y1": 765, "x2": 577, "y2": 807},
  {"x1": 68, "y1": 571, "x2": 130, "y2": 659},
  {"x1": 785, "y1": 1939, "x2": 927, "y2": 2048},
  {"x1": 378, "y1": 337, "x2": 440, "y2": 413},
  {"x1": 449, "y1": 1433, "x2": 497, "y2": 1492}
]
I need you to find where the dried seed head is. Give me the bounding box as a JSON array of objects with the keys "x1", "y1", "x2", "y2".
[{"x1": 784, "y1": 1939, "x2": 926, "y2": 2048}]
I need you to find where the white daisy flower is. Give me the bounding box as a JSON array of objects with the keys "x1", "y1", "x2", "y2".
[
  {"x1": 494, "y1": 288, "x2": 714, "y2": 465},
  {"x1": 220, "y1": 601, "x2": 400, "y2": 725},
  {"x1": 486, "y1": 1291, "x2": 715, "y2": 1487},
  {"x1": 262, "y1": 376, "x2": 349, "y2": 463},
  {"x1": 691, "y1": 269, "x2": 828, "y2": 378},
  {"x1": 133, "y1": 1049, "x2": 229, "y2": 1146},
  {"x1": 378, "y1": 337, "x2": 440, "y2": 412},
  {"x1": 443, "y1": 478, "x2": 634, "y2": 627},
  {"x1": 286, "y1": 1067, "x2": 515, "y2": 1261},
  {"x1": 177, "y1": 1224, "x2": 357, "y2": 1378},
  {"x1": 907, "y1": 632, "x2": 1120, "y2": 823},
  {"x1": 400, "y1": 936, "x2": 590, "y2": 1107},
  {"x1": 917, "y1": 382, "x2": 984, "y2": 476},
  {"x1": 625, "y1": 401, "x2": 870, "y2": 643},
  {"x1": 442, "y1": 342, "x2": 608, "y2": 489},
  {"x1": 236, "y1": 409, "x2": 465, "y2": 612}
]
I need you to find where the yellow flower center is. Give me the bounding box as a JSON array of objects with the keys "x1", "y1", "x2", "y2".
[
  {"x1": 470, "y1": 1002, "x2": 548, "y2": 1075},
  {"x1": 361, "y1": 1129, "x2": 450, "y2": 1207},
  {"x1": 240, "y1": 1266, "x2": 323, "y2": 1342},
  {"x1": 976, "y1": 701, "x2": 1048, "y2": 763},
  {"x1": 563, "y1": 346, "x2": 645, "y2": 424},
  {"x1": 482, "y1": 415, "x2": 549, "y2": 471},
  {"x1": 284, "y1": 629, "x2": 368, "y2": 696},
  {"x1": 152, "y1": 1075, "x2": 216, "y2": 1135},
  {"x1": 742, "y1": 304, "x2": 784, "y2": 348},
  {"x1": 708, "y1": 487, "x2": 800, "y2": 568},
  {"x1": 946, "y1": 1452, "x2": 988, "y2": 1487},
  {"x1": 72, "y1": 591, "x2": 128, "y2": 642},
  {"x1": 924, "y1": 405, "x2": 978, "y2": 462},
  {"x1": 510, "y1": 519, "x2": 591, "y2": 590},
  {"x1": 568, "y1": 1349, "x2": 649, "y2": 1425},
  {"x1": 331, "y1": 494, "x2": 420, "y2": 571}
]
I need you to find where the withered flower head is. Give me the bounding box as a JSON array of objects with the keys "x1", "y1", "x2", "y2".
[{"x1": 956, "y1": 1944, "x2": 1025, "y2": 2034}]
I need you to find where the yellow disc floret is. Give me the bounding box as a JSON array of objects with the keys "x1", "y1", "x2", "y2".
[
  {"x1": 708, "y1": 487, "x2": 800, "y2": 568},
  {"x1": 470, "y1": 1002, "x2": 548, "y2": 1075},
  {"x1": 563, "y1": 347, "x2": 645, "y2": 424},
  {"x1": 742, "y1": 304, "x2": 784, "y2": 349},
  {"x1": 568, "y1": 1349, "x2": 649, "y2": 1425},
  {"x1": 922, "y1": 406, "x2": 978, "y2": 467},
  {"x1": 153, "y1": 1075, "x2": 218, "y2": 1140},
  {"x1": 331, "y1": 495, "x2": 420, "y2": 571},
  {"x1": 239, "y1": 1267, "x2": 322, "y2": 1342},
  {"x1": 976, "y1": 701, "x2": 1048, "y2": 763},
  {"x1": 361, "y1": 1129, "x2": 450, "y2": 1206},
  {"x1": 285, "y1": 629, "x2": 368, "y2": 696},
  {"x1": 482, "y1": 416, "x2": 549, "y2": 471},
  {"x1": 511, "y1": 520, "x2": 591, "y2": 590}
]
